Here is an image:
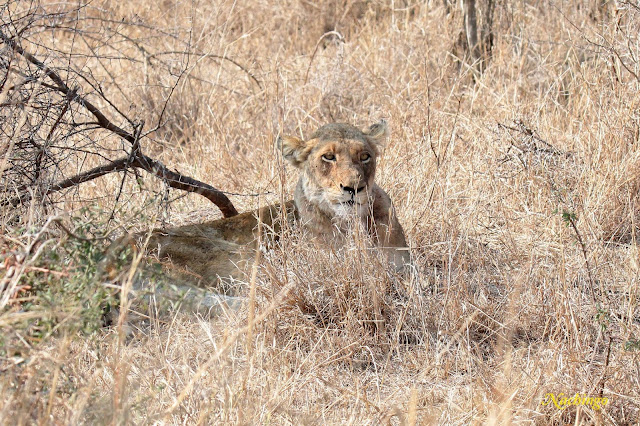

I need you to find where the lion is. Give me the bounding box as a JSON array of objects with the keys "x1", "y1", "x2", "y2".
[
  {"x1": 114, "y1": 120, "x2": 410, "y2": 292},
  {"x1": 277, "y1": 120, "x2": 410, "y2": 268}
]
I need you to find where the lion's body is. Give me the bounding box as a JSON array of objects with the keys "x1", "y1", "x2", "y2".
[
  {"x1": 127, "y1": 121, "x2": 409, "y2": 289},
  {"x1": 142, "y1": 201, "x2": 296, "y2": 289}
]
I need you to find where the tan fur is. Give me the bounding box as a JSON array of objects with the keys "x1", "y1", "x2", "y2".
[
  {"x1": 278, "y1": 120, "x2": 410, "y2": 268},
  {"x1": 120, "y1": 121, "x2": 409, "y2": 289},
  {"x1": 140, "y1": 202, "x2": 296, "y2": 290}
]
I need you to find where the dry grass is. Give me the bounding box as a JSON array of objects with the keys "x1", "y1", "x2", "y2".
[{"x1": 2, "y1": 0, "x2": 640, "y2": 424}]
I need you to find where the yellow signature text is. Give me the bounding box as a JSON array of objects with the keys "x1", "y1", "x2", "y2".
[{"x1": 541, "y1": 393, "x2": 609, "y2": 411}]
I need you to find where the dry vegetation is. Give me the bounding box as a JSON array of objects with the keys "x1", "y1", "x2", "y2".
[{"x1": 2, "y1": 0, "x2": 640, "y2": 424}]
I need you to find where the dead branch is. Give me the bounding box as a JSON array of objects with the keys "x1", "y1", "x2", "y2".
[
  {"x1": 463, "y1": 0, "x2": 480, "y2": 64},
  {"x1": 461, "y1": 0, "x2": 495, "y2": 77},
  {"x1": 0, "y1": 29, "x2": 136, "y2": 144},
  {"x1": 6, "y1": 157, "x2": 132, "y2": 207},
  {"x1": 4, "y1": 153, "x2": 239, "y2": 218},
  {"x1": 132, "y1": 154, "x2": 238, "y2": 218},
  {"x1": 0, "y1": 30, "x2": 239, "y2": 218}
]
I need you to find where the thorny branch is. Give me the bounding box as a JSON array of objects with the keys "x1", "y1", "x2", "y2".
[
  {"x1": 4, "y1": 153, "x2": 239, "y2": 218},
  {"x1": 0, "y1": 29, "x2": 239, "y2": 218}
]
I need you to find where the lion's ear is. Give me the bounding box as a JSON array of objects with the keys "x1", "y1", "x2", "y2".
[
  {"x1": 277, "y1": 135, "x2": 310, "y2": 168},
  {"x1": 364, "y1": 119, "x2": 389, "y2": 147}
]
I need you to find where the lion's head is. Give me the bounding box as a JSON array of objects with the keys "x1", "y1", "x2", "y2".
[{"x1": 277, "y1": 120, "x2": 388, "y2": 218}]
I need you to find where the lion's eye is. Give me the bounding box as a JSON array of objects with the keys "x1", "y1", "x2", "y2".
[
  {"x1": 360, "y1": 152, "x2": 371, "y2": 163},
  {"x1": 321, "y1": 153, "x2": 336, "y2": 162}
]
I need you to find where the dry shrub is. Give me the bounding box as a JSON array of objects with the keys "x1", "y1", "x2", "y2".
[{"x1": 256, "y1": 225, "x2": 434, "y2": 361}]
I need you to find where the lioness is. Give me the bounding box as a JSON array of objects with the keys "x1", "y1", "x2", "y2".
[
  {"x1": 124, "y1": 120, "x2": 409, "y2": 289},
  {"x1": 277, "y1": 120, "x2": 410, "y2": 268}
]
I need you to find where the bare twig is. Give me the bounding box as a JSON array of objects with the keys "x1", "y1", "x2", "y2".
[
  {"x1": 0, "y1": 30, "x2": 136, "y2": 144},
  {"x1": 5, "y1": 157, "x2": 132, "y2": 207},
  {"x1": 304, "y1": 31, "x2": 344, "y2": 84},
  {"x1": 0, "y1": 30, "x2": 239, "y2": 218},
  {"x1": 109, "y1": 121, "x2": 144, "y2": 222},
  {"x1": 4, "y1": 152, "x2": 239, "y2": 218},
  {"x1": 562, "y1": 211, "x2": 604, "y2": 305},
  {"x1": 147, "y1": 51, "x2": 263, "y2": 89}
]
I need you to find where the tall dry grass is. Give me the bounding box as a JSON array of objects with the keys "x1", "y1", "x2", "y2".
[{"x1": 1, "y1": 0, "x2": 640, "y2": 424}]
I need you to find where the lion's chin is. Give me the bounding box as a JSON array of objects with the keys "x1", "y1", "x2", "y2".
[{"x1": 331, "y1": 201, "x2": 368, "y2": 219}]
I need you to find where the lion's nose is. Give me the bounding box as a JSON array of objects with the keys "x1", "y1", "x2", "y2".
[{"x1": 340, "y1": 184, "x2": 366, "y2": 194}]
